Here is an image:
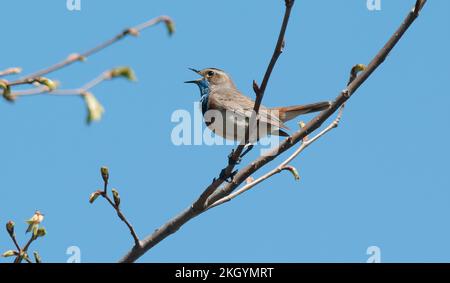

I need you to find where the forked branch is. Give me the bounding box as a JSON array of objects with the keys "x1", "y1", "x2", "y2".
[
  {"x1": 118, "y1": 0, "x2": 426, "y2": 263},
  {"x1": 90, "y1": 167, "x2": 140, "y2": 247}
]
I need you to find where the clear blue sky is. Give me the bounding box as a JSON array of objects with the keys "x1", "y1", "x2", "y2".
[{"x1": 1, "y1": 0, "x2": 449, "y2": 263}]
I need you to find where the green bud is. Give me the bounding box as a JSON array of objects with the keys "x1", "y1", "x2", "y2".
[
  {"x1": 6, "y1": 220, "x2": 15, "y2": 236},
  {"x1": 32, "y1": 225, "x2": 39, "y2": 238},
  {"x1": 83, "y1": 92, "x2": 105, "y2": 124},
  {"x1": 163, "y1": 18, "x2": 176, "y2": 36},
  {"x1": 33, "y1": 251, "x2": 42, "y2": 263},
  {"x1": 112, "y1": 188, "x2": 121, "y2": 207},
  {"x1": 353, "y1": 64, "x2": 367, "y2": 73},
  {"x1": 0, "y1": 80, "x2": 8, "y2": 90},
  {"x1": 282, "y1": 166, "x2": 300, "y2": 181},
  {"x1": 110, "y1": 67, "x2": 137, "y2": 82},
  {"x1": 2, "y1": 250, "x2": 17, "y2": 258},
  {"x1": 35, "y1": 77, "x2": 57, "y2": 91},
  {"x1": 0, "y1": 80, "x2": 14, "y2": 102},
  {"x1": 36, "y1": 227, "x2": 47, "y2": 238},
  {"x1": 101, "y1": 166, "x2": 109, "y2": 183},
  {"x1": 348, "y1": 64, "x2": 367, "y2": 85},
  {"x1": 89, "y1": 190, "x2": 102, "y2": 204}
]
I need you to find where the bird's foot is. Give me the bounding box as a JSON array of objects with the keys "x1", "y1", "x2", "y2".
[
  {"x1": 228, "y1": 149, "x2": 241, "y2": 165},
  {"x1": 219, "y1": 169, "x2": 238, "y2": 183}
]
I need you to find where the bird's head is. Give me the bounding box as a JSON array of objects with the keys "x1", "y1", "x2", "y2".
[{"x1": 185, "y1": 68, "x2": 235, "y2": 89}]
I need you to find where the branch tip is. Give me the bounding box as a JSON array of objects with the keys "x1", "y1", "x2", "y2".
[{"x1": 281, "y1": 166, "x2": 300, "y2": 181}]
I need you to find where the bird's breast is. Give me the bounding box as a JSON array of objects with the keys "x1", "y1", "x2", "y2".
[{"x1": 199, "y1": 94, "x2": 209, "y2": 115}]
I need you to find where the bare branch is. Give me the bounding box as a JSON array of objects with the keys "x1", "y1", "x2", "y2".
[
  {"x1": 118, "y1": 0, "x2": 427, "y2": 263},
  {"x1": 12, "y1": 70, "x2": 108, "y2": 97},
  {"x1": 7, "y1": 230, "x2": 21, "y2": 252},
  {"x1": 7, "y1": 16, "x2": 174, "y2": 87},
  {"x1": 101, "y1": 193, "x2": 140, "y2": 247},
  {"x1": 91, "y1": 167, "x2": 140, "y2": 247},
  {"x1": 0, "y1": 67, "x2": 22, "y2": 77}
]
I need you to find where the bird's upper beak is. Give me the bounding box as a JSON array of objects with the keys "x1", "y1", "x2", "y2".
[
  {"x1": 188, "y1": 68, "x2": 200, "y2": 74},
  {"x1": 184, "y1": 68, "x2": 203, "y2": 84}
]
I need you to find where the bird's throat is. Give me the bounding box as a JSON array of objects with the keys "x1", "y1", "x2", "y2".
[{"x1": 197, "y1": 80, "x2": 210, "y2": 115}]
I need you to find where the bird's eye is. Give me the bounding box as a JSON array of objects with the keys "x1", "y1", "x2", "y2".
[{"x1": 207, "y1": 71, "x2": 215, "y2": 77}]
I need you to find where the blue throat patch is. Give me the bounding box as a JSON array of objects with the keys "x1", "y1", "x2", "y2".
[{"x1": 196, "y1": 79, "x2": 210, "y2": 115}]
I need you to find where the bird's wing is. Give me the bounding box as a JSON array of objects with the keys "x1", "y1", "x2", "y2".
[{"x1": 211, "y1": 88, "x2": 289, "y2": 130}]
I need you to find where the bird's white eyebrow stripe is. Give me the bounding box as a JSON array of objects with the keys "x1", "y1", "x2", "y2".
[{"x1": 207, "y1": 67, "x2": 225, "y2": 72}]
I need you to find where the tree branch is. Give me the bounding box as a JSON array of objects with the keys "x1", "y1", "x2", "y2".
[
  {"x1": 11, "y1": 68, "x2": 129, "y2": 97},
  {"x1": 118, "y1": 0, "x2": 427, "y2": 263},
  {"x1": 91, "y1": 167, "x2": 140, "y2": 247},
  {"x1": 0, "y1": 67, "x2": 22, "y2": 77},
  {"x1": 101, "y1": 193, "x2": 140, "y2": 247},
  {"x1": 6, "y1": 16, "x2": 174, "y2": 87},
  {"x1": 8, "y1": 232, "x2": 21, "y2": 252},
  {"x1": 207, "y1": 0, "x2": 427, "y2": 206}
]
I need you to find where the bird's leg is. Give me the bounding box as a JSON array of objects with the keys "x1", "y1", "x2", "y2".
[
  {"x1": 227, "y1": 143, "x2": 254, "y2": 166},
  {"x1": 219, "y1": 168, "x2": 238, "y2": 183},
  {"x1": 221, "y1": 143, "x2": 254, "y2": 183},
  {"x1": 228, "y1": 149, "x2": 241, "y2": 165}
]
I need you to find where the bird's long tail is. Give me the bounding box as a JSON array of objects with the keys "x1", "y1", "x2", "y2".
[{"x1": 273, "y1": 101, "x2": 331, "y2": 122}]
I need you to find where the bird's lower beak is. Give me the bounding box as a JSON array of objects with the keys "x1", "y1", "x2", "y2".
[{"x1": 184, "y1": 78, "x2": 202, "y2": 84}]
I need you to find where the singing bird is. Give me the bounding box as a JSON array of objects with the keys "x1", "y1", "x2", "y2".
[{"x1": 185, "y1": 68, "x2": 330, "y2": 143}]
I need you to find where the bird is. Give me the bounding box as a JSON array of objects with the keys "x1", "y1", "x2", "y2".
[{"x1": 185, "y1": 68, "x2": 331, "y2": 144}]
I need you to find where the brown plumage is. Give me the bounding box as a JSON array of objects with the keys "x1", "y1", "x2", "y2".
[{"x1": 186, "y1": 68, "x2": 331, "y2": 141}]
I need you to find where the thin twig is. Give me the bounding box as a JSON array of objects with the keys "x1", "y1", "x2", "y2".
[
  {"x1": 8, "y1": 16, "x2": 173, "y2": 87},
  {"x1": 0, "y1": 67, "x2": 22, "y2": 77},
  {"x1": 101, "y1": 194, "x2": 140, "y2": 247},
  {"x1": 12, "y1": 70, "x2": 114, "y2": 97},
  {"x1": 22, "y1": 236, "x2": 34, "y2": 253},
  {"x1": 100, "y1": 179, "x2": 140, "y2": 247},
  {"x1": 7, "y1": 232, "x2": 21, "y2": 252}
]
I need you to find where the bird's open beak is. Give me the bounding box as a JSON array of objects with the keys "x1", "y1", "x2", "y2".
[
  {"x1": 184, "y1": 79, "x2": 202, "y2": 84},
  {"x1": 184, "y1": 68, "x2": 202, "y2": 84}
]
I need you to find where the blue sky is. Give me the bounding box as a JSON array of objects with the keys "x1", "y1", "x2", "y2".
[{"x1": 1, "y1": 0, "x2": 449, "y2": 263}]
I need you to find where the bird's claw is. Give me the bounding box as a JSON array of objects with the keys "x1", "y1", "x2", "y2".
[
  {"x1": 228, "y1": 150, "x2": 241, "y2": 165},
  {"x1": 219, "y1": 169, "x2": 238, "y2": 183}
]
